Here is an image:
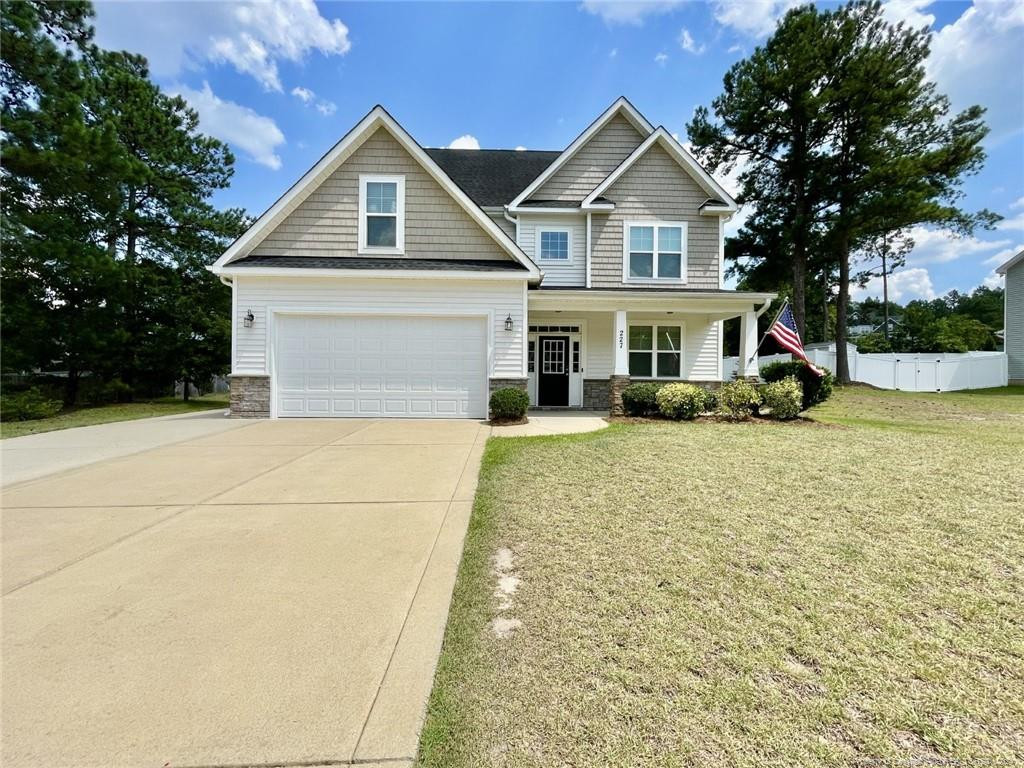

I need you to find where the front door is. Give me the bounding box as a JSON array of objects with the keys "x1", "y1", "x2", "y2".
[{"x1": 537, "y1": 335, "x2": 570, "y2": 406}]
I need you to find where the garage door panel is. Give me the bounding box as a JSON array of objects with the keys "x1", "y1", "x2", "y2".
[{"x1": 275, "y1": 314, "x2": 487, "y2": 418}]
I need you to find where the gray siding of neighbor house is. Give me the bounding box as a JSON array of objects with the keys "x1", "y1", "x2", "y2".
[
  {"x1": 532, "y1": 114, "x2": 646, "y2": 202},
  {"x1": 590, "y1": 143, "x2": 720, "y2": 290},
  {"x1": 1007, "y1": 260, "x2": 1024, "y2": 383},
  {"x1": 251, "y1": 127, "x2": 510, "y2": 261}
]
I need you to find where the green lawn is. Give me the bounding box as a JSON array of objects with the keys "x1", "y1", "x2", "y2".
[
  {"x1": 419, "y1": 386, "x2": 1024, "y2": 768},
  {"x1": 0, "y1": 393, "x2": 228, "y2": 439}
]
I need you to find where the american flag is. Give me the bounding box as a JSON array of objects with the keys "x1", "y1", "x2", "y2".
[{"x1": 767, "y1": 302, "x2": 825, "y2": 377}]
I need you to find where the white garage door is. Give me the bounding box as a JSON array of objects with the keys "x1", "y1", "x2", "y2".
[{"x1": 275, "y1": 315, "x2": 487, "y2": 418}]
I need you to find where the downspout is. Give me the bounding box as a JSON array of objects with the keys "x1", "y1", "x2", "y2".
[
  {"x1": 503, "y1": 206, "x2": 519, "y2": 243},
  {"x1": 756, "y1": 297, "x2": 774, "y2": 318}
]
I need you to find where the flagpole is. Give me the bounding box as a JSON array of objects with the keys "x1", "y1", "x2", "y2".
[{"x1": 747, "y1": 297, "x2": 788, "y2": 365}]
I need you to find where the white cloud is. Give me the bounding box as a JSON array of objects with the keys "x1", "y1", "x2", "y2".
[
  {"x1": 654, "y1": 52, "x2": 669, "y2": 66},
  {"x1": 580, "y1": 0, "x2": 683, "y2": 25},
  {"x1": 171, "y1": 82, "x2": 285, "y2": 169},
  {"x1": 609, "y1": 47, "x2": 618, "y2": 58},
  {"x1": 983, "y1": 243, "x2": 1024, "y2": 267},
  {"x1": 94, "y1": 0, "x2": 351, "y2": 92},
  {"x1": 315, "y1": 100, "x2": 337, "y2": 116},
  {"x1": 852, "y1": 267, "x2": 937, "y2": 302},
  {"x1": 448, "y1": 134, "x2": 481, "y2": 150},
  {"x1": 996, "y1": 196, "x2": 1024, "y2": 231},
  {"x1": 900, "y1": 226, "x2": 1011, "y2": 266},
  {"x1": 515, "y1": 146, "x2": 527, "y2": 151},
  {"x1": 880, "y1": 0, "x2": 936, "y2": 29},
  {"x1": 982, "y1": 271, "x2": 1004, "y2": 289},
  {"x1": 678, "y1": 28, "x2": 706, "y2": 54},
  {"x1": 711, "y1": 0, "x2": 800, "y2": 38},
  {"x1": 926, "y1": 1, "x2": 1024, "y2": 142},
  {"x1": 291, "y1": 86, "x2": 314, "y2": 103}
]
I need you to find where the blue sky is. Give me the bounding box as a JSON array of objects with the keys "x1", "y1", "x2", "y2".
[{"x1": 93, "y1": 0, "x2": 1024, "y2": 302}]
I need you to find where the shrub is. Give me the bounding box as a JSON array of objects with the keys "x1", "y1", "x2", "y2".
[
  {"x1": 717, "y1": 379, "x2": 761, "y2": 420},
  {"x1": 0, "y1": 387, "x2": 62, "y2": 421},
  {"x1": 489, "y1": 387, "x2": 529, "y2": 422},
  {"x1": 760, "y1": 360, "x2": 834, "y2": 410},
  {"x1": 655, "y1": 383, "x2": 709, "y2": 420},
  {"x1": 621, "y1": 382, "x2": 663, "y2": 416},
  {"x1": 759, "y1": 377, "x2": 803, "y2": 420}
]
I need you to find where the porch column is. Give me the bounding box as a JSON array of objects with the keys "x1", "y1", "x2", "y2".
[
  {"x1": 610, "y1": 309, "x2": 630, "y2": 415},
  {"x1": 738, "y1": 309, "x2": 759, "y2": 379}
]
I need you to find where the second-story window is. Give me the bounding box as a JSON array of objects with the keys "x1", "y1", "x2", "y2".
[
  {"x1": 624, "y1": 222, "x2": 686, "y2": 282},
  {"x1": 537, "y1": 228, "x2": 571, "y2": 262},
  {"x1": 359, "y1": 174, "x2": 405, "y2": 254}
]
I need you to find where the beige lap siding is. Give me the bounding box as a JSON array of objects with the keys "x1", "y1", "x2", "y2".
[
  {"x1": 590, "y1": 143, "x2": 720, "y2": 289},
  {"x1": 251, "y1": 127, "x2": 509, "y2": 261},
  {"x1": 532, "y1": 114, "x2": 646, "y2": 203},
  {"x1": 232, "y1": 276, "x2": 526, "y2": 378}
]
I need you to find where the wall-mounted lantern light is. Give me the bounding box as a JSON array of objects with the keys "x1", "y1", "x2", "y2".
[
  {"x1": 504, "y1": 313, "x2": 514, "y2": 332},
  {"x1": 243, "y1": 309, "x2": 255, "y2": 328}
]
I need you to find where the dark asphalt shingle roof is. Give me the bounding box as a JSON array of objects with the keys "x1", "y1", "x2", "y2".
[
  {"x1": 425, "y1": 148, "x2": 561, "y2": 207},
  {"x1": 229, "y1": 255, "x2": 527, "y2": 271}
]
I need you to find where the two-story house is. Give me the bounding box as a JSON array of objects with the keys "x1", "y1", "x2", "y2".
[{"x1": 211, "y1": 98, "x2": 775, "y2": 418}]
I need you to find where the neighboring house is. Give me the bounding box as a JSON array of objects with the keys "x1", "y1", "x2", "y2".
[
  {"x1": 996, "y1": 249, "x2": 1024, "y2": 384},
  {"x1": 210, "y1": 98, "x2": 775, "y2": 418}
]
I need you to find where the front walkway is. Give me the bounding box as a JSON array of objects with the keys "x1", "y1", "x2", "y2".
[
  {"x1": 491, "y1": 410, "x2": 610, "y2": 437},
  {"x1": 1, "y1": 417, "x2": 487, "y2": 768}
]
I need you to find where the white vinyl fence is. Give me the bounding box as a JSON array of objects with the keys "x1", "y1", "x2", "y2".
[{"x1": 724, "y1": 343, "x2": 1008, "y2": 392}]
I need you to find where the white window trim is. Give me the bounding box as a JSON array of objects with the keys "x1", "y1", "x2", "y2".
[
  {"x1": 627, "y1": 322, "x2": 685, "y2": 379},
  {"x1": 621, "y1": 221, "x2": 688, "y2": 285},
  {"x1": 358, "y1": 174, "x2": 406, "y2": 255},
  {"x1": 535, "y1": 226, "x2": 574, "y2": 264}
]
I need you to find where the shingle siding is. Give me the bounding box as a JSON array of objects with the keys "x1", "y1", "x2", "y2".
[
  {"x1": 532, "y1": 114, "x2": 646, "y2": 202},
  {"x1": 590, "y1": 143, "x2": 720, "y2": 290},
  {"x1": 251, "y1": 127, "x2": 510, "y2": 261},
  {"x1": 1007, "y1": 261, "x2": 1024, "y2": 382}
]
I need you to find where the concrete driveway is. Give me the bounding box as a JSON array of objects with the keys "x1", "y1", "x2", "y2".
[{"x1": 1, "y1": 416, "x2": 488, "y2": 768}]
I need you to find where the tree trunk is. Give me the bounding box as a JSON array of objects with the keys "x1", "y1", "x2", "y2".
[
  {"x1": 182, "y1": 378, "x2": 190, "y2": 402},
  {"x1": 63, "y1": 367, "x2": 79, "y2": 408},
  {"x1": 882, "y1": 248, "x2": 890, "y2": 340},
  {"x1": 822, "y1": 269, "x2": 830, "y2": 343},
  {"x1": 835, "y1": 233, "x2": 852, "y2": 384},
  {"x1": 792, "y1": 255, "x2": 807, "y2": 341}
]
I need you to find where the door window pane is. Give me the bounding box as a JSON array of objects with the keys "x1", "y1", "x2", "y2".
[{"x1": 367, "y1": 216, "x2": 396, "y2": 247}]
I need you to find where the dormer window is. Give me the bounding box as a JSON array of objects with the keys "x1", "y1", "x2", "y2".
[
  {"x1": 623, "y1": 221, "x2": 686, "y2": 283},
  {"x1": 359, "y1": 174, "x2": 405, "y2": 254},
  {"x1": 536, "y1": 228, "x2": 572, "y2": 263}
]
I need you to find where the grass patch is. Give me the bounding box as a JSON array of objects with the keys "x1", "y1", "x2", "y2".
[
  {"x1": 0, "y1": 393, "x2": 228, "y2": 439},
  {"x1": 419, "y1": 387, "x2": 1024, "y2": 767}
]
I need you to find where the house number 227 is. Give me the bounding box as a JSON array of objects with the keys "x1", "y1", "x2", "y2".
[{"x1": 618, "y1": 330, "x2": 624, "y2": 349}]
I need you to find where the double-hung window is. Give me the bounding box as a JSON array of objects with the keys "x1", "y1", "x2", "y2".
[
  {"x1": 624, "y1": 222, "x2": 686, "y2": 283},
  {"x1": 628, "y1": 324, "x2": 682, "y2": 378},
  {"x1": 358, "y1": 174, "x2": 405, "y2": 254},
  {"x1": 536, "y1": 228, "x2": 571, "y2": 263}
]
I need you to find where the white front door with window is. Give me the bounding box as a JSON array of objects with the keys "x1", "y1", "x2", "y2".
[{"x1": 274, "y1": 314, "x2": 487, "y2": 418}]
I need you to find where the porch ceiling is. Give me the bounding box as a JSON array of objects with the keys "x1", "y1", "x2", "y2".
[{"x1": 528, "y1": 288, "x2": 775, "y2": 317}]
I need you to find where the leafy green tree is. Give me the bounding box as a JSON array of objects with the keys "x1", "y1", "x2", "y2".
[{"x1": 689, "y1": 5, "x2": 833, "y2": 338}]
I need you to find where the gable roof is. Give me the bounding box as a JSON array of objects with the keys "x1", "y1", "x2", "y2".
[
  {"x1": 996, "y1": 248, "x2": 1024, "y2": 275},
  {"x1": 581, "y1": 127, "x2": 738, "y2": 212},
  {"x1": 212, "y1": 106, "x2": 541, "y2": 279},
  {"x1": 507, "y1": 97, "x2": 654, "y2": 210},
  {"x1": 425, "y1": 149, "x2": 560, "y2": 207}
]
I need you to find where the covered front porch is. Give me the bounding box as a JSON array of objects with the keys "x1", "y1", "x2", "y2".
[{"x1": 525, "y1": 288, "x2": 775, "y2": 413}]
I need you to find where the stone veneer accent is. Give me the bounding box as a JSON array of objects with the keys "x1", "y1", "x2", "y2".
[
  {"x1": 582, "y1": 379, "x2": 611, "y2": 410},
  {"x1": 608, "y1": 375, "x2": 631, "y2": 416},
  {"x1": 488, "y1": 377, "x2": 529, "y2": 395},
  {"x1": 229, "y1": 374, "x2": 271, "y2": 418}
]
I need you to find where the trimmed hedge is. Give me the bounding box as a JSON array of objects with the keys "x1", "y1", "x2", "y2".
[
  {"x1": 655, "y1": 383, "x2": 708, "y2": 420},
  {"x1": 760, "y1": 360, "x2": 834, "y2": 410},
  {"x1": 0, "y1": 387, "x2": 62, "y2": 421},
  {"x1": 489, "y1": 387, "x2": 529, "y2": 421},
  {"x1": 717, "y1": 379, "x2": 761, "y2": 420},
  {"x1": 621, "y1": 382, "x2": 663, "y2": 417},
  {"x1": 759, "y1": 377, "x2": 803, "y2": 420}
]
